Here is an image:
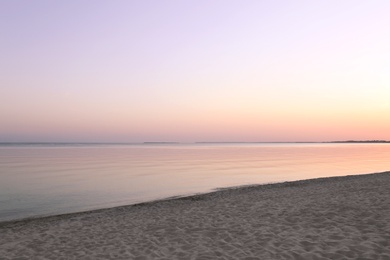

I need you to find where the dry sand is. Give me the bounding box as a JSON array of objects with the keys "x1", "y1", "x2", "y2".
[{"x1": 1, "y1": 172, "x2": 389, "y2": 260}]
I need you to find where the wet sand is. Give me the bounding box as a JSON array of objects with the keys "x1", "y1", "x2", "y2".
[{"x1": 1, "y1": 171, "x2": 389, "y2": 259}]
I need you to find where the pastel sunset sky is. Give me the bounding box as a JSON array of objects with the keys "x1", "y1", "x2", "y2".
[{"x1": 1, "y1": 0, "x2": 389, "y2": 142}]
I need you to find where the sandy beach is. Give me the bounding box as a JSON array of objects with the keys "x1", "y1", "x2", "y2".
[{"x1": 1, "y1": 171, "x2": 389, "y2": 260}]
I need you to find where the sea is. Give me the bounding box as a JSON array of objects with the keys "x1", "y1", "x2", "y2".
[{"x1": 1, "y1": 143, "x2": 389, "y2": 222}]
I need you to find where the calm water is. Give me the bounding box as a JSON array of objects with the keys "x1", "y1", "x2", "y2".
[{"x1": 1, "y1": 143, "x2": 390, "y2": 222}]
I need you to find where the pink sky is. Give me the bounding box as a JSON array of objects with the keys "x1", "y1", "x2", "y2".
[{"x1": 1, "y1": 1, "x2": 389, "y2": 142}]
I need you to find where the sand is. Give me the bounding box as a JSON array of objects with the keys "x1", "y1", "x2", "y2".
[{"x1": 1, "y1": 172, "x2": 389, "y2": 260}]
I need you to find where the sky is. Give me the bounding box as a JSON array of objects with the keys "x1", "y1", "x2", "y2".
[{"x1": 1, "y1": 0, "x2": 389, "y2": 142}]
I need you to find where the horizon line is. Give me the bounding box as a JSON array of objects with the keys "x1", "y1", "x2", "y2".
[{"x1": 1, "y1": 140, "x2": 389, "y2": 145}]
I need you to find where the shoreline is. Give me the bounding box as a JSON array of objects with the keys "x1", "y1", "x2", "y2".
[
  {"x1": 0, "y1": 171, "x2": 386, "y2": 226},
  {"x1": 1, "y1": 171, "x2": 390, "y2": 259}
]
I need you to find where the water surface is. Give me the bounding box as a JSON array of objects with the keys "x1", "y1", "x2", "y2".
[{"x1": 1, "y1": 143, "x2": 389, "y2": 222}]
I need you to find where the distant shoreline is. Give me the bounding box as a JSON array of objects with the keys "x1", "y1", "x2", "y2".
[{"x1": 327, "y1": 140, "x2": 390, "y2": 143}]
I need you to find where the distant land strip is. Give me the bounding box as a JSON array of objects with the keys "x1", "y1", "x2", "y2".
[
  {"x1": 328, "y1": 140, "x2": 390, "y2": 143},
  {"x1": 143, "y1": 142, "x2": 181, "y2": 144}
]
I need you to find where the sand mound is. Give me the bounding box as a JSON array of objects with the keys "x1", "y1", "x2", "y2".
[{"x1": 1, "y1": 172, "x2": 390, "y2": 259}]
